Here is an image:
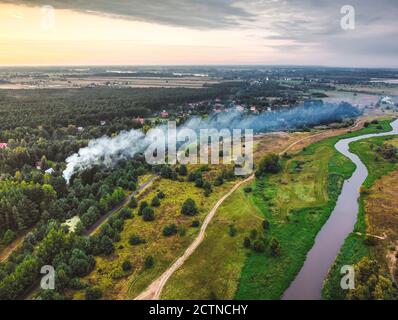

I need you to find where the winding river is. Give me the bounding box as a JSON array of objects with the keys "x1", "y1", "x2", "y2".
[{"x1": 283, "y1": 118, "x2": 398, "y2": 300}]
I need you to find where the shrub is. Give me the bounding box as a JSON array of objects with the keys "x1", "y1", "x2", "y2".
[
  {"x1": 257, "y1": 154, "x2": 281, "y2": 176},
  {"x1": 121, "y1": 260, "x2": 133, "y2": 272},
  {"x1": 128, "y1": 197, "x2": 138, "y2": 209},
  {"x1": 270, "y1": 238, "x2": 281, "y2": 256},
  {"x1": 179, "y1": 165, "x2": 188, "y2": 176},
  {"x1": 85, "y1": 287, "x2": 102, "y2": 300},
  {"x1": 191, "y1": 220, "x2": 200, "y2": 228},
  {"x1": 151, "y1": 196, "x2": 160, "y2": 207},
  {"x1": 163, "y1": 224, "x2": 177, "y2": 237},
  {"x1": 262, "y1": 219, "x2": 270, "y2": 230},
  {"x1": 157, "y1": 191, "x2": 166, "y2": 199},
  {"x1": 252, "y1": 240, "x2": 265, "y2": 252},
  {"x1": 243, "y1": 237, "x2": 251, "y2": 248},
  {"x1": 244, "y1": 186, "x2": 252, "y2": 193},
  {"x1": 138, "y1": 201, "x2": 148, "y2": 216},
  {"x1": 99, "y1": 235, "x2": 115, "y2": 255},
  {"x1": 3, "y1": 229, "x2": 16, "y2": 245},
  {"x1": 228, "y1": 224, "x2": 237, "y2": 237},
  {"x1": 181, "y1": 198, "x2": 198, "y2": 216},
  {"x1": 250, "y1": 229, "x2": 257, "y2": 239},
  {"x1": 129, "y1": 234, "x2": 145, "y2": 245},
  {"x1": 142, "y1": 207, "x2": 155, "y2": 221},
  {"x1": 144, "y1": 256, "x2": 154, "y2": 269},
  {"x1": 118, "y1": 208, "x2": 132, "y2": 220}
]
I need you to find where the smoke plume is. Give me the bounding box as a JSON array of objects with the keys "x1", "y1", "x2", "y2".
[{"x1": 63, "y1": 102, "x2": 360, "y2": 182}]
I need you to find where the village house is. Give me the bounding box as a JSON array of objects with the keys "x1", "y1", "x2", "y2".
[
  {"x1": 160, "y1": 110, "x2": 169, "y2": 118},
  {"x1": 133, "y1": 117, "x2": 145, "y2": 125}
]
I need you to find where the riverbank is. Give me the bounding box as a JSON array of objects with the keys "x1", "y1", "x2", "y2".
[{"x1": 323, "y1": 121, "x2": 398, "y2": 300}]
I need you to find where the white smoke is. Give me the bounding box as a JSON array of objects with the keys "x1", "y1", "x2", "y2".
[
  {"x1": 63, "y1": 102, "x2": 360, "y2": 182},
  {"x1": 63, "y1": 129, "x2": 147, "y2": 183}
]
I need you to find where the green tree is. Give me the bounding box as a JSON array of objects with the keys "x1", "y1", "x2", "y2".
[
  {"x1": 151, "y1": 196, "x2": 160, "y2": 207},
  {"x1": 142, "y1": 207, "x2": 155, "y2": 221},
  {"x1": 181, "y1": 198, "x2": 198, "y2": 216}
]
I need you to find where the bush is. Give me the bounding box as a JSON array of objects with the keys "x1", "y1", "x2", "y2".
[
  {"x1": 244, "y1": 186, "x2": 252, "y2": 193},
  {"x1": 144, "y1": 256, "x2": 154, "y2": 269},
  {"x1": 142, "y1": 207, "x2": 155, "y2": 221},
  {"x1": 3, "y1": 229, "x2": 16, "y2": 245},
  {"x1": 257, "y1": 154, "x2": 281, "y2": 176},
  {"x1": 118, "y1": 208, "x2": 132, "y2": 220},
  {"x1": 179, "y1": 165, "x2": 188, "y2": 176},
  {"x1": 121, "y1": 260, "x2": 133, "y2": 272},
  {"x1": 228, "y1": 224, "x2": 237, "y2": 237},
  {"x1": 128, "y1": 197, "x2": 138, "y2": 209},
  {"x1": 138, "y1": 201, "x2": 148, "y2": 216},
  {"x1": 262, "y1": 219, "x2": 270, "y2": 230},
  {"x1": 243, "y1": 237, "x2": 251, "y2": 248},
  {"x1": 99, "y1": 235, "x2": 115, "y2": 255},
  {"x1": 129, "y1": 234, "x2": 145, "y2": 246},
  {"x1": 163, "y1": 224, "x2": 178, "y2": 237},
  {"x1": 191, "y1": 220, "x2": 200, "y2": 228},
  {"x1": 151, "y1": 196, "x2": 160, "y2": 207},
  {"x1": 252, "y1": 240, "x2": 265, "y2": 252},
  {"x1": 157, "y1": 191, "x2": 166, "y2": 199},
  {"x1": 214, "y1": 175, "x2": 224, "y2": 186},
  {"x1": 195, "y1": 177, "x2": 204, "y2": 188},
  {"x1": 85, "y1": 287, "x2": 102, "y2": 300},
  {"x1": 270, "y1": 238, "x2": 281, "y2": 256},
  {"x1": 181, "y1": 198, "x2": 198, "y2": 216}
]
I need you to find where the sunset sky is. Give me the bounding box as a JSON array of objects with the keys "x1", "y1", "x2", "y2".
[{"x1": 0, "y1": 0, "x2": 397, "y2": 67}]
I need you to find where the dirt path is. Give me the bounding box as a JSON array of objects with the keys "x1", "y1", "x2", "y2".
[
  {"x1": 280, "y1": 120, "x2": 362, "y2": 155},
  {"x1": 134, "y1": 122, "x2": 367, "y2": 300},
  {"x1": 135, "y1": 174, "x2": 254, "y2": 300}
]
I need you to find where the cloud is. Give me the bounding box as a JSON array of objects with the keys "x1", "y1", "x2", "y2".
[
  {"x1": 1, "y1": 0, "x2": 256, "y2": 29},
  {"x1": 2, "y1": 0, "x2": 397, "y2": 66}
]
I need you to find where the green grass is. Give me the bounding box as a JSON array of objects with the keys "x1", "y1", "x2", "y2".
[
  {"x1": 235, "y1": 119, "x2": 394, "y2": 300},
  {"x1": 161, "y1": 187, "x2": 262, "y2": 300},
  {"x1": 322, "y1": 130, "x2": 398, "y2": 300}
]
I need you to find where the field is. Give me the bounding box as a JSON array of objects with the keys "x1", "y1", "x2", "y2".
[
  {"x1": 72, "y1": 165, "x2": 237, "y2": 300},
  {"x1": 323, "y1": 132, "x2": 398, "y2": 299}
]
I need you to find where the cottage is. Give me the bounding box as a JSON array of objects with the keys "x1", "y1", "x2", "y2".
[
  {"x1": 236, "y1": 105, "x2": 245, "y2": 113},
  {"x1": 45, "y1": 168, "x2": 55, "y2": 175},
  {"x1": 160, "y1": 110, "x2": 169, "y2": 118},
  {"x1": 133, "y1": 117, "x2": 145, "y2": 125}
]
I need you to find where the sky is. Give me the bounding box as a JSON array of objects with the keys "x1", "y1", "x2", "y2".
[{"x1": 0, "y1": 0, "x2": 397, "y2": 67}]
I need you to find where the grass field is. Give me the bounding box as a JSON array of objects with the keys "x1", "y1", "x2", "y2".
[
  {"x1": 72, "y1": 165, "x2": 237, "y2": 300},
  {"x1": 161, "y1": 186, "x2": 262, "y2": 299},
  {"x1": 322, "y1": 131, "x2": 398, "y2": 299}
]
